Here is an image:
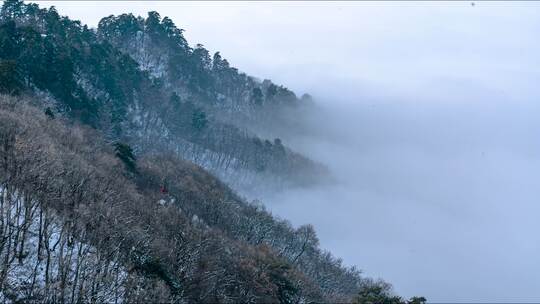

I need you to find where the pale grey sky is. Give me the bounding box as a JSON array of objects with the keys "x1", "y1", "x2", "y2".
[{"x1": 29, "y1": 1, "x2": 540, "y2": 302}]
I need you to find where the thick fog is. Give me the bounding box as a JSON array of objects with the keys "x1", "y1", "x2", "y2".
[
  {"x1": 36, "y1": 1, "x2": 540, "y2": 301},
  {"x1": 269, "y1": 96, "x2": 540, "y2": 302}
]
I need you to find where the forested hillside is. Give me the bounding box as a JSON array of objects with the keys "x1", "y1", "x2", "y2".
[
  {"x1": 0, "y1": 1, "x2": 425, "y2": 303},
  {"x1": 0, "y1": 0, "x2": 324, "y2": 193},
  {"x1": 0, "y1": 94, "x2": 351, "y2": 302}
]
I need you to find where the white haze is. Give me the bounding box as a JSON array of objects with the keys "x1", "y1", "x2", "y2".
[{"x1": 31, "y1": 1, "x2": 540, "y2": 301}]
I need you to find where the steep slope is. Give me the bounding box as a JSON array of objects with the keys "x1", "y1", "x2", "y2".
[
  {"x1": 0, "y1": 94, "x2": 363, "y2": 302},
  {"x1": 0, "y1": 0, "x2": 325, "y2": 193},
  {"x1": 96, "y1": 12, "x2": 311, "y2": 129}
]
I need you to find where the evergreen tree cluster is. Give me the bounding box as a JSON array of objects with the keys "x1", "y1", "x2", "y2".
[{"x1": 0, "y1": 0, "x2": 323, "y2": 189}]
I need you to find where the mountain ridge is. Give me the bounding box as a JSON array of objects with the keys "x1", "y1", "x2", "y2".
[{"x1": 0, "y1": 0, "x2": 326, "y2": 194}]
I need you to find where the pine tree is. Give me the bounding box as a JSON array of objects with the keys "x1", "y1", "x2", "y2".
[
  {"x1": 191, "y1": 108, "x2": 207, "y2": 131},
  {"x1": 0, "y1": 59, "x2": 21, "y2": 94},
  {"x1": 113, "y1": 142, "x2": 137, "y2": 173},
  {"x1": 44, "y1": 107, "x2": 55, "y2": 119}
]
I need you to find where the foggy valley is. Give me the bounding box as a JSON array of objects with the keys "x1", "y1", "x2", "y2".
[{"x1": 267, "y1": 96, "x2": 540, "y2": 301}]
